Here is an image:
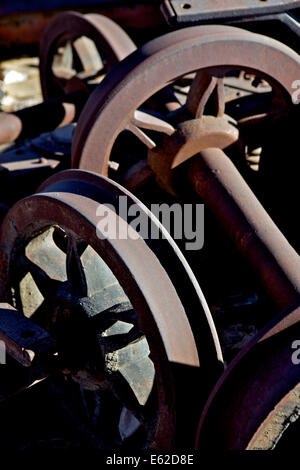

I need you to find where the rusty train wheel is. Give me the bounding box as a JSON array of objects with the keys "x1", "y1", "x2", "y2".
[
  {"x1": 196, "y1": 302, "x2": 300, "y2": 450},
  {"x1": 71, "y1": 24, "x2": 300, "y2": 187},
  {"x1": 0, "y1": 169, "x2": 222, "y2": 449},
  {"x1": 39, "y1": 12, "x2": 136, "y2": 100},
  {"x1": 68, "y1": 25, "x2": 300, "y2": 450}
]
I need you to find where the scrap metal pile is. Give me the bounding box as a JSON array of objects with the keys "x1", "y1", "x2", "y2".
[{"x1": 0, "y1": 0, "x2": 299, "y2": 451}]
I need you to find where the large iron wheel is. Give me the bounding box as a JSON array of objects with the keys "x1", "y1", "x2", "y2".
[
  {"x1": 71, "y1": 24, "x2": 300, "y2": 193},
  {"x1": 0, "y1": 169, "x2": 222, "y2": 449}
]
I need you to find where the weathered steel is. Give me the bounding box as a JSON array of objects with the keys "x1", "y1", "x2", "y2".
[
  {"x1": 188, "y1": 149, "x2": 300, "y2": 311},
  {"x1": 70, "y1": 23, "x2": 300, "y2": 310},
  {"x1": 72, "y1": 25, "x2": 300, "y2": 175},
  {"x1": 0, "y1": 169, "x2": 222, "y2": 448},
  {"x1": 148, "y1": 115, "x2": 239, "y2": 195},
  {"x1": 196, "y1": 301, "x2": 300, "y2": 449},
  {"x1": 38, "y1": 169, "x2": 223, "y2": 375},
  {"x1": 190, "y1": 147, "x2": 300, "y2": 450},
  {"x1": 0, "y1": 12, "x2": 136, "y2": 145},
  {"x1": 0, "y1": 302, "x2": 55, "y2": 367}
]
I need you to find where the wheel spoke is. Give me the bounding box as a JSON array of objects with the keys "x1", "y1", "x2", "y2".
[
  {"x1": 126, "y1": 121, "x2": 156, "y2": 149},
  {"x1": 66, "y1": 237, "x2": 87, "y2": 296},
  {"x1": 186, "y1": 70, "x2": 225, "y2": 118},
  {"x1": 52, "y1": 226, "x2": 69, "y2": 253},
  {"x1": 91, "y1": 301, "x2": 141, "y2": 352},
  {"x1": 52, "y1": 40, "x2": 75, "y2": 79},
  {"x1": 132, "y1": 110, "x2": 175, "y2": 135},
  {"x1": 73, "y1": 36, "x2": 104, "y2": 75},
  {"x1": 110, "y1": 365, "x2": 156, "y2": 429},
  {"x1": 125, "y1": 110, "x2": 175, "y2": 150},
  {"x1": 19, "y1": 255, "x2": 60, "y2": 298},
  {"x1": 100, "y1": 327, "x2": 143, "y2": 353},
  {"x1": 215, "y1": 77, "x2": 225, "y2": 117},
  {"x1": 77, "y1": 67, "x2": 106, "y2": 82},
  {"x1": 95, "y1": 303, "x2": 136, "y2": 323},
  {"x1": 238, "y1": 107, "x2": 286, "y2": 148},
  {"x1": 29, "y1": 296, "x2": 56, "y2": 326}
]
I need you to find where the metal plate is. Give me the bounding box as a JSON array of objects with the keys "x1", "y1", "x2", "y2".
[{"x1": 162, "y1": 0, "x2": 300, "y2": 24}]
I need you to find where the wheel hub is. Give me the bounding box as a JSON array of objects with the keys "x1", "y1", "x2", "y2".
[{"x1": 148, "y1": 114, "x2": 239, "y2": 195}]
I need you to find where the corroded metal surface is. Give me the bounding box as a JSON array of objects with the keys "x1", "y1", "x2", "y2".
[
  {"x1": 0, "y1": 169, "x2": 220, "y2": 449},
  {"x1": 0, "y1": 9, "x2": 299, "y2": 451},
  {"x1": 68, "y1": 23, "x2": 300, "y2": 452},
  {"x1": 0, "y1": 302, "x2": 55, "y2": 367},
  {"x1": 0, "y1": 12, "x2": 136, "y2": 145},
  {"x1": 72, "y1": 25, "x2": 300, "y2": 174},
  {"x1": 148, "y1": 115, "x2": 239, "y2": 195},
  {"x1": 188, "y1": 149, "x2": 300, "y2": 311},
  {"x1": 196, "y1": 302, "x2": 300, "y2": 450}
]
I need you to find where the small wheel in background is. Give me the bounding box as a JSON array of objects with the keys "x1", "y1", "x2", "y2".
[{"x1": 39, "y1": 11, "x2": 136, "y2": 100}]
